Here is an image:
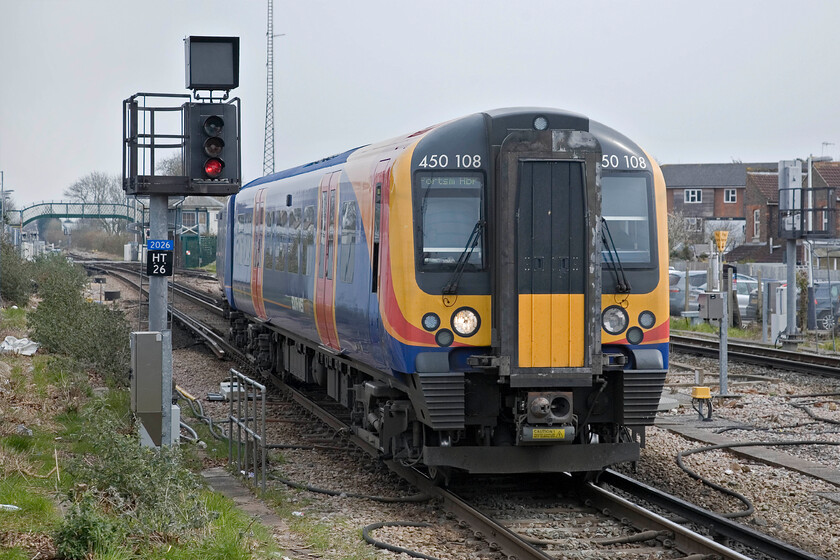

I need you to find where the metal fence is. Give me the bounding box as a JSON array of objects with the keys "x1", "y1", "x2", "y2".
[{"x1": 228, "y1": 368, "x2": 266, "y2": 492}]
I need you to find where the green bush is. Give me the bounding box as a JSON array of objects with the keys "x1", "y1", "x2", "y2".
[
  {"x1": 53, "y1": 493, "x2": 125, "y2": 560},
  {"x1": 0, "y1": 241, "x2": 34, "y2": 307},
  {"x1": 32, "y1": 252, "x2": 87, "y2": 293},
  {"x1": 27, "y1": 256, "x2": 129, "y2": 385},
  {"x1": 67, "y1": 405, "x2": 213, "y2": 538}
]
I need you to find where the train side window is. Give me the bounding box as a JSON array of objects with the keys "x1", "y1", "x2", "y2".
[
  {"x1": 302, "y1": 205, "x2": 315, "y2": 276},
  {"x1": 264, "y1": 210, "x2": 275, "y2": 270},
  {"x1": 287, "y1": 207, "x2": 300, "y2": 273},
  {"x1": 339, "y1": 201, "x2": 357, "y2": 283},
  {"x1": 288, "y1": 230, "x2": 300, "y2": 273},
  {"x1": 275, "y1": 238, "x2": 286, "y2": 272}
]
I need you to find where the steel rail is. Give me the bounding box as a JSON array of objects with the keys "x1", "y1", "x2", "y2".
[
  {"x1": 169, "y1": 307, "x2": 226, "y2": 358},
  {"x1": 170, "y1": 282, "x2": 225, "y2": 312},
  {"x1": 600, "y1": 469, "x2": 829, "y2": 560},
  {"x1": 81, "y1": 261, "x2": 226, "y2": 317},
  {"x1": 671, "y1": 333, "x2": 840, "y2": 379},
  {"x1": 81, "y1": 262, "x2": 832, "y2": 558},
  {"x1": 169, "y1": 303, "x2": 756, "y2": 560}
]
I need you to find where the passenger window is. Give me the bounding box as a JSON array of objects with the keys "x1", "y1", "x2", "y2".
[
  {"x1": 339, "y1": 201, "x2": 357, "y2": 283},
  {"x1": 301, "y1": 205, "x2": 315, "y2": 276}
]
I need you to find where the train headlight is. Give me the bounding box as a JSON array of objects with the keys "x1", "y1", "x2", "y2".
[
  {"x1": 451, "y1": 307, "x2": 480, "y2": 337},
  {"x1": 602, "y1": 305, "x2": 629, "y2": 336},
  {"x1": 639, "y1": 310, "x2": 656, "y2": 329},
  {"x1": 422, "y1": 313, "x2": 441, "y2": 332},
  {"x1": 533, "y1": 116, "x2": 549, "y2": 131}
]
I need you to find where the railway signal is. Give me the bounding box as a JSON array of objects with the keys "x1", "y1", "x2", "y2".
[
  {"x1": 185, "y1": 102, "x2": 239, "y2": 184},
  {"x1": 123, "y1": 35, "x2": 241, "y2": 449}
]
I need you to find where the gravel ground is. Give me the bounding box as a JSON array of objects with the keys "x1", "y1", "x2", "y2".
[
  {"x1": 173, "y1": 339, "x2": 505, "y2": 560},
  {"x1": 72, "y1": 257, "x2": 840, "y2": 558},
  {"x1": 613, "y1": 352, "x2": 840, "y2": 560},
  {"x1": 144, "y1": 266, "x2": 840, "y2": 560},
  {"x1": 170, "y1": 338, "x2": 840, "y2": 560}
]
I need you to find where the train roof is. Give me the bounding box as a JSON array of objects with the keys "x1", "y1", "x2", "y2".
[
  {"x1": 239, "y1": 108, "x2": 649, "y2": 192},
  {"x1": 241, "y1": 145, "x2": 366, "y2": 190}
]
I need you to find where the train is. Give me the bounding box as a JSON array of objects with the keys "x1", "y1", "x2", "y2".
[{"x1": 216, "y1": 107, "x2": 669, "y2": 477}]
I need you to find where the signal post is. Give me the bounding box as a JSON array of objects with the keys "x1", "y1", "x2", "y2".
[{"x1": 123, "y1": 36, "x2": 242, "y2": 447}]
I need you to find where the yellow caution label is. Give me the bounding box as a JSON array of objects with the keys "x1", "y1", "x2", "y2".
[{"x1": 531, "y1": 428, "x2": 566, "y2": 439}]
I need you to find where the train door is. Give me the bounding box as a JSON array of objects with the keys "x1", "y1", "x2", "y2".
[
  {"x1": 369, "y1": 160, "x2": 390, "y2": 343},
  {"x1": 495, "y1": 130, "x2": 603, "y2": 387},
  {"x1": 517, "y1": 161, "x2": 585, "y2": 368},
  {"x1": 250, "y1": 188, "x2": 268, "y2": 319},
  {"x1": 315, "y1": 171, "x2": 341, "y2": 350}
]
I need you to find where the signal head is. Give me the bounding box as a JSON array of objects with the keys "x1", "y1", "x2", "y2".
[
  {"x1": 204, "y1": 158, "x2": 224, "y2": 178},
  {"x1": 203, "y1": 115, "x2": 224, "y2": 137},
  {"x1": 203, "y1": 136, "x2": 225, "y2": 158}
]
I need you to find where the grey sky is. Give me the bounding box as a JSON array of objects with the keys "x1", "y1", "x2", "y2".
[{"x1": 1, "y1": 0, "x2": 839, "y2": 207}]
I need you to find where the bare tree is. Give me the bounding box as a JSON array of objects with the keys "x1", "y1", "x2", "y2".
[
  {"x1": 155, "y1": 153, "x2": 184, "y2": 176},
  {"x1": 64, "y1": 172, "x2": 127, "y2": 235},
  {"x1": 706, "y1": 219, "x2": 745, "y2": 254},
  {"x1": 667, "y1": 210, "x2": 695, "y2": 260}
]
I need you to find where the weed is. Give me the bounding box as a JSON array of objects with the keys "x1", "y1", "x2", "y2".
[
  {"x1": 66, "y1": 404, "x2": 213, "y2": 538},
  {"x1": 0, "y1": 305, "x2": 27, "y2": 333},
  {"x1": 0, "y1": 474, "x2": 59, "y2": 532},
  {"x1": 53, "y1": 492, "x2": 126, "y2": 560},
  {"x1": 194, "y1": 492, "x2": 275, "y2": 560},
  {"x1": 670, "y1": 317, "x2": 759, "y2": 340}
]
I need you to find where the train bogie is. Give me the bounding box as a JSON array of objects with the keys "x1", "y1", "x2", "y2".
[{"x1": 217, "y1": 108, "x2": 669, "y2": 475}]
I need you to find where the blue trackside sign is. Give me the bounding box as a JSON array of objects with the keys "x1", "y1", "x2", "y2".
[{"x1": 147, "y1": 239, "x2": 173, "y2": 251}]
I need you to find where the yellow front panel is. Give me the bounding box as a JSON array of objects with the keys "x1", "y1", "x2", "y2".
[{"x1": 518, "y1": 294, "x2": 584, "y2": 367}]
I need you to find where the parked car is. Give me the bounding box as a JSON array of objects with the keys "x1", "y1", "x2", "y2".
[
  {"x1": 813, "y1": 283, "x2": 840, "y2": 330},
  {"x1": 745, "y1": 280, "x2": 784, "y2": 323},
  {"x1": 732, "y1": 274, "x2": 758, "y2": 319},
  {"x1": 744, "y1": 281, "x2": 840, "y2": 330},
  {"x1": 669, "y1": 270, "x2": 707, "y2": 316}
]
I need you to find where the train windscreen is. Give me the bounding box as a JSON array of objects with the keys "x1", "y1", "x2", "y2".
[
  {"x1": 415, "y1": 172, "x2": 484, "y2": 270},
  {"x1": 601, "y1": 174, "x2": 653, "y2": 265}
]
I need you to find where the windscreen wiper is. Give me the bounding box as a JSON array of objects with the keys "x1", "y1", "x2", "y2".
[
  {"x1": 601, "y1": 217, "x2": 631, "y2": 293},
  {"x1": 442, "y1": 220, "x2": 485, "y2": 297}
]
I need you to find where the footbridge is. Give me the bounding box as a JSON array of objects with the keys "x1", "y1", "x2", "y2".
[{"x1": 6, "y1": 201, "x2": 145, "y2": 227}]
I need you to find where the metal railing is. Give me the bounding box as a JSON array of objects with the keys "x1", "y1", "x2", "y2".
[{"x1": 228, "y1": 368, "x2": 267, "y2": 492}]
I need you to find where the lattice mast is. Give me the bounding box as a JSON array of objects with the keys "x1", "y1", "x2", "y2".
[{"x1": 262, "y1": 0, "x2": 275, "y2": 176}]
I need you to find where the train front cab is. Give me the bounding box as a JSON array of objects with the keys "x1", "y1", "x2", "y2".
[{"x1": 419, "y1": 119, "x2": 665, "y2": 474}]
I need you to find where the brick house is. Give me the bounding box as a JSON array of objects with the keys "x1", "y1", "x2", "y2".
[
  {"x1": 728, "y1": 171, "x2": 783, "y2": 262},
  {"x1": 662, "y1": 162, "x2": 776, "y2": 249}
]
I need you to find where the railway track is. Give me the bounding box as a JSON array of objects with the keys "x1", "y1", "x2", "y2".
[
  {"x1": 162, "y1": 289, "x2": 820, "y2": 559},
  {"x1": 670, "y1": 332, "x2": 840, "y2": 379},
  {"x1": 78, "y1": 261, "x2": 829, "y2": 559}
]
